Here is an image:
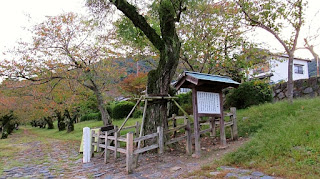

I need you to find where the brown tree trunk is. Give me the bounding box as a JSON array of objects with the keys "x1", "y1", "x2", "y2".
[
  {"x1": 143, "y1": 1, "x2": 181, "y2": 136},
  {"x1": 287, "y1": 53, "x2": 294, "y2": 103},
  {"x1": 108, "y1": 0, "x2": 182, "y2": 136},
  {"x1": 93, "y1": 88, "x2": 111, "y2": 126}
]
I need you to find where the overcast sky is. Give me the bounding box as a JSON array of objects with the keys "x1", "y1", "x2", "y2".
[{"x1": 0, "y1": 0, "x2": 319, "y2": 61}]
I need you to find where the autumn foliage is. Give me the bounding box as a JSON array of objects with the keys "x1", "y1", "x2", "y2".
[{"x1": 119, "y1": 72, "x2": 148, "y2": 96}]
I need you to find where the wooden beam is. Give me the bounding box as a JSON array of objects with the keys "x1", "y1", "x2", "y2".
[
  {"x1": 192, "y1": 87, "x2": 201, "y2": 157},
  {"x1": 157, "y1": 126, "x2": 164, "y2": 154},
  {"x1": 104, "y1": 131, "x2": 109, "y2": 163},
  {"x1": 186, "y1": 75, "x2": 199, "y2": 85},
  {"x1": 126, "y1": 132, "x2": 134, "y2": 174},
  {"x1": 133, "y1": 144, "x2": 159, "y2": 155},
  {"x1": 118, "y1": 96, "x2": 143, "y2": 132},
  {"x1": 219, "y1": 92, "x2": 227, "y2": 147},
  {"x1": 231, "y1": 107, "x2": 238, "y2": 140},
  {"x1": 174, "y1": 75, "x2": 187, "y2": 90},
  {"x1": 185, "y1": 117, "x2": 192, "y2": 155}
]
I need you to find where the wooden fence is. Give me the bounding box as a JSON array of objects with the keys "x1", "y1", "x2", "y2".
[{"x1": 90, "y1": 107, "x2": 237, "y2": 174}]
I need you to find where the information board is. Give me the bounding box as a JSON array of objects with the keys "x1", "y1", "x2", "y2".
[{"x1": 197, "y1": 91, "x2": 220, "y2": 114}]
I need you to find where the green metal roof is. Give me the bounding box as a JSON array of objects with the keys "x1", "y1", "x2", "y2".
[{"x1": 184, "y1": 71, "x2": 240, "y2": 85}]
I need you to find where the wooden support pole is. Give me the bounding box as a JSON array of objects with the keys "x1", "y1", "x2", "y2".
[
  {"x1": 157, "y1": 126, "x2": 164, "y2": 154},
  {"x1": 135, "y1": 121, "x2": 140, "y2": 137},
  {"x1": 114, "y1": 126, "x2": 118, "y2": 159},
  {"x1": 230, "y1": 107, "x2": 238, "y2": 140},
  {"x1": 184, "y1": 116, "x2": 192, "y2": 155},
  {"x1": 192, "y1": 88, "x2": 201, "y2": 157},
  {"x1": 104, "y1": 131, "x2": 109, "y2": 163},
  {"x1": 118, "y1": 96, "x2": 143, "y2": 132},
  {"x1": 134, "y1": 99, "x2": 148, "y2": 168},
  {"x1": 209, "y1": 117, "x2": 216, "y2": 137},
  {"x1": 219, "y1": 93, "x2": 227, "y2": 147},
  {"x1": 91, "y1": 130, "x2": 95, "y2": 157},
  {"x1": 97, "y1": 130, "x2": 102, "y2": 152},
  {"x1": 173, "y1": 114, "x2": 177, "y2": 138},
  {"x1": 126, "y1": 132, "x2": 134, "y2": 174}
]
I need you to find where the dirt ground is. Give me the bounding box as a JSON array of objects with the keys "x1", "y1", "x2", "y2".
[{"x1": 0, "y1": 128, "x2": 248, "y2": 179}]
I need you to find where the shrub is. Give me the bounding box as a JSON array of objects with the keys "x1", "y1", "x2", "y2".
[
  {"x1": 133, "y1": 110, "x2": 143, "y2": 118},
  {"x1": 80, "y1": 112, "x2": 101, "y2": 122},
  {"x1": 225, "y1": 80, "x2": 272, "y2": 109},
  {"x1": 112, "y1": 101, "x2": 135, "y2": 119},
  {"x1": 176, "y1": 91, "x2": 193, "y2": 115}
]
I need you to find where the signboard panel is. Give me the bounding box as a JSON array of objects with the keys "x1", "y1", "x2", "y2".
[{"x1": 197, "y1": 91, "x2": 220, "y2": 114}]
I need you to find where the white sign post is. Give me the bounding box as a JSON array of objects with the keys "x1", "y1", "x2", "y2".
[
  {"x1": 83, "y1": 127, "x2": 91, "y2": 163},
  {"x1": 197, "y1": 91, "x2": 220, "y2": 114}
]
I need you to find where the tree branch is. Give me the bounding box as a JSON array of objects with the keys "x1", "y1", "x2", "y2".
[
  {"x1": 110, "y1": 0, "x2": 165, "y2": 51},
  {"x1": 236, "y1": 1, "x2": 291, "y2": 54}
]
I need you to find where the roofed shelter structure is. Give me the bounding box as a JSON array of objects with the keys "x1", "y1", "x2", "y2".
[{"x1": 174, "y1": 71, "x2": 240, "y2": 157}]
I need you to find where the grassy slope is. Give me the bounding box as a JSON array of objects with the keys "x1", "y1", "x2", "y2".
[
  {"x1": 26, "y1": 118, "x2": 142, "y2": 141},
  {"x1": 222, "y1": 97, "x2": 320, "y2": 178}
]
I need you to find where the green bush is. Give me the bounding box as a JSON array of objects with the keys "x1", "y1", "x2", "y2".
[
  {"x1": 112, "y1": 101, "x2": 135, "y2": 119},
  {"x1": 176, "y1": 91, "x2": 193, "y2": 115},
  {"x1": 80, "y1": 112, "x2": 101, "y2": 122},
  {"x1": 225, "y1": 80, "x2": 272, "y2": 109},
  {"x1": 132, "y1": 110, "x2": 143, "y2": 118}
]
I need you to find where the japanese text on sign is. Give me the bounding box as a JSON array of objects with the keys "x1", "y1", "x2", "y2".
[{"x1": 197, "y1": 91, "x2": 220, "y2": 114}]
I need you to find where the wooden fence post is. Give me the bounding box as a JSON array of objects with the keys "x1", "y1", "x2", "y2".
[
  {"x1": 104, "y1": 131, "x2": 109, "y2": 164},
  {"x1": 126, "y1": 132, "x2": 134, "y2": 174},
  {"x1": 209, "y1": 117, "x2": 216, "y2": 137},
  {"x1": 97, "y1": 130, "x2": 102, "y2": 152},
  {"x1": 231, "y1": 107, "x2": 238, "y2": 140},
  {"x1": 91, "y1": 130, "x2": 95, "y2": 157},
  {"x1": 114, "y1": 126, "x2": 118, "y2": 159},
  {"x1": 135, "y1": 121, "x2": 140, "y2": 137},
  {"x1": 172, "y1": 114, "x2": 177, "y2": 138},
  {"x1": 157, "y1": 126, "x2": 164, "y2": 154},
  {"x1": 184, "y1": 117, "x2": 192, "y2": 155}
]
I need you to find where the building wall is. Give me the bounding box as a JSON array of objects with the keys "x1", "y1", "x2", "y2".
[{"x1": 249, "y1": 58, "x2": 309, "y2": 83}]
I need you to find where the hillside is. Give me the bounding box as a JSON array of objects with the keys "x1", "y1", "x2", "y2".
[{"x1": 195, "y1": 97, "x2": 320, "y2": 178}]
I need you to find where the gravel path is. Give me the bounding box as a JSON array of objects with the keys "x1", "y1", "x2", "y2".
[{"x1": 0, "y1": 128, "x2": 278, "y2": 179}]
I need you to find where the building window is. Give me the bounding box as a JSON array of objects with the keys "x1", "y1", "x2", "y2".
[{"x1": 294, "y1": 64, "x2": 304, "y2": 74}]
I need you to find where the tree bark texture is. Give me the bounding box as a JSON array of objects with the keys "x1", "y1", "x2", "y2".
[
  {"x1": 93, "y1": 88, "x2": 111, "y2": 126},
  {"x1": 287, "y1": 53, "x2": 294, "y2": 103},
  {"x1": 111, "y1": 0, "x2": 182, "y2": 136}
]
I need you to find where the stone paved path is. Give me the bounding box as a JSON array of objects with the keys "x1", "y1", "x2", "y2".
[
  {"x1": 207, "y1": 166, "x2": 282, "y2": 179},
  {"x1": 0, "y1": 128, "x2": 278, "y2": 179}
]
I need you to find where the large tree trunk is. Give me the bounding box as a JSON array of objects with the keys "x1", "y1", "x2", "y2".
[
  {"x1": 144, "y1": 1, "x2": 181, "y2": 136},
  {"x1": 287, "y1": 53, "x2": 294, "y2": 103},
  {"x1": 108, "y1": 0, "x2": 182, "y2": 135},
  {"x1": 93, "y1": 88, "x2": 111, "y2": 126}
]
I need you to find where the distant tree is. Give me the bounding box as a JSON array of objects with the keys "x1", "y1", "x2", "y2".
[
  {"x1": 179, "y1": 0, "x2": 264, "y2": 81},
  {"x1": 1, "y1": 13, "x2": 125, "y2": 125},
  {"x1": 119, "y1": 72, "x2": 148, "y2": 96},
  {"x1": 236, "y1": 0, "x2": 306, "y2": 103},
  {"x1": 304, "y1": 38, "x2": 319, "y2": 76}
]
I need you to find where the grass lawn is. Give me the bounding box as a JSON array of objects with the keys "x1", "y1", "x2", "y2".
[{"x1": 194, "y1": 97, "x2": 320, "y2": 178}]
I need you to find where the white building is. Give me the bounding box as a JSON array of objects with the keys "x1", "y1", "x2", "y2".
[{"x1": 248, "y1": 55, "x2": 311, "y2": 83}]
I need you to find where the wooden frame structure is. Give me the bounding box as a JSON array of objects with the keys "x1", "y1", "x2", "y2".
[{"x1": 174, "y1": 71, "x2": 239, "y2": 156}]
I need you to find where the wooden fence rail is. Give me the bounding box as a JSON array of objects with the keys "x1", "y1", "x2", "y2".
[{"x1": 90, "y1": 107, "x2": 237, "y2": 174}]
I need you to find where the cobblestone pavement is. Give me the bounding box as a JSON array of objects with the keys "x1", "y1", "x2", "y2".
[{"x1": 0, "y1": 129, "x2": 276, "y2": 179}]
